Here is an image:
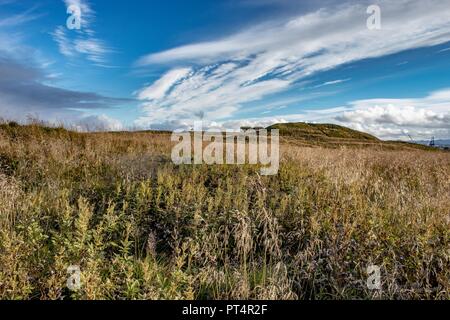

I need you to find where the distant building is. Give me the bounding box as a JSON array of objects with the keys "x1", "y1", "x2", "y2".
[{"x1": 240, "y1": 126, "x2": 265, "y2": 133}]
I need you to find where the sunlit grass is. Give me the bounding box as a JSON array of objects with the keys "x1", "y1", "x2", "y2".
[{"x1": 0, "y1": 123, "x2": 448, "y2": 300}]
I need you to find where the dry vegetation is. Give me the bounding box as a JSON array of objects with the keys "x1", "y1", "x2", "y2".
[{"x1": 0, "y1": 122, "x2": 449, "y2": 300}]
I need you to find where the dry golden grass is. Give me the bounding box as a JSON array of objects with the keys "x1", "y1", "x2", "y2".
[{"x1": 0, "y1": 123, "x2": 448, "y2": 300}]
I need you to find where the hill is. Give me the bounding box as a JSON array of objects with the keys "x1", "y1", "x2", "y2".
[
  {"x1": 268, "y1": 122, "x2": 379, "y2": 141},
  {"x1": 267, "y1": 122, "x2": 435, "y2": 150}
]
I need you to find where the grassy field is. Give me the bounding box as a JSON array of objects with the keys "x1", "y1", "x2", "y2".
[{"x1": 0, "y1": 122, "x2": 449, "y2": 300}]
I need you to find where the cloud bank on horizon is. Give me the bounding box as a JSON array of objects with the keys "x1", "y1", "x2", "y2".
[{"x1": 0, "y1": 0, "x2": 449, "y2": 139}]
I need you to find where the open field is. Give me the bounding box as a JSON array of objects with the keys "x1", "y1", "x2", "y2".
[{"x1": 0, "y1": 123, "x2": 449, "y2": 300}]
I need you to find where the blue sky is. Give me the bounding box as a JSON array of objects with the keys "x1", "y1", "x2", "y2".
[{"x1": 0, "y1": 0, "x2": 450, "y2": 139}]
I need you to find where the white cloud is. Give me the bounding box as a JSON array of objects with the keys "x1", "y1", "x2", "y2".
[
  {"x1": 313, "y1": 78, "x2": 350, "y2": 88},
  {"x1": 139, "y1": 0, "x2": 450, "y2": 66},
  {"x1": 0, "y1": 5, "x2": 42, "y2": 57},
  {"x1": 74, "y1": 38, "x2": 110, "y2": 64},
  {"x1": 334, "y1": 89, "x2": 450, "y2": 140},
  {"x1": 53, "y1": 26, "x2": 75, "y2": 58},
  {"x1": 134, "y1": 0, "x2": 450, "y2": 131},
  {"x1": 137, "y1": 68, "x2": 191, "y2": 100},
  {"x1": 75, "y1": 114, "x2": 124, "y2": 132},
  {"x1": 0, "y1": 7, "x2": 41, "y2": 28}
]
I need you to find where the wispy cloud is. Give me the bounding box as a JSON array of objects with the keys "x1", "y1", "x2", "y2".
[
  {"x1": 313, "y1": 78, "x2": 350, "y2": 88},
  {"x1": 134, "y1": 0, "x2": 450, "y2": 130},
  {"x1": 0, "y1": 7, "x2": 42, "y2": 28},
  {"x1": 0, "y1": 5, "x2": 46, "y2": 60},
  {"x1": 52, "y1": 0, "x2": 112, "y2": 66},
  {"x1": 137, "y1": 68, "x2": 191, "y2": 101}
]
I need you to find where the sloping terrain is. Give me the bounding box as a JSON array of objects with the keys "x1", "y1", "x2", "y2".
[{"x1": 268, "y1": 122, "x2": 434, "y2": 150}]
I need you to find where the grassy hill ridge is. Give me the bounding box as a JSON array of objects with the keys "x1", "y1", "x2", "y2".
[
  {"x1": 268, "y1": 122, "x2": 379, "y2": 141},
  {"x1": 0, "y1": 121, "x2": 437, "y2": 152},
  {"x1": 267, "y1": 122, "x2": 437, "y2": 151}
]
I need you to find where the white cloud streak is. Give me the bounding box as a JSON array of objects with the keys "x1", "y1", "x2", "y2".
[
  {"x1": 0, "y1": 7, "x2": 41, "y2": 28},
  {"x1": 313, "y1": 78, "x2": 350, "y2": 88},
  {"x1": 137, "y1": 68, "x2": 191, "y2": 101}
]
